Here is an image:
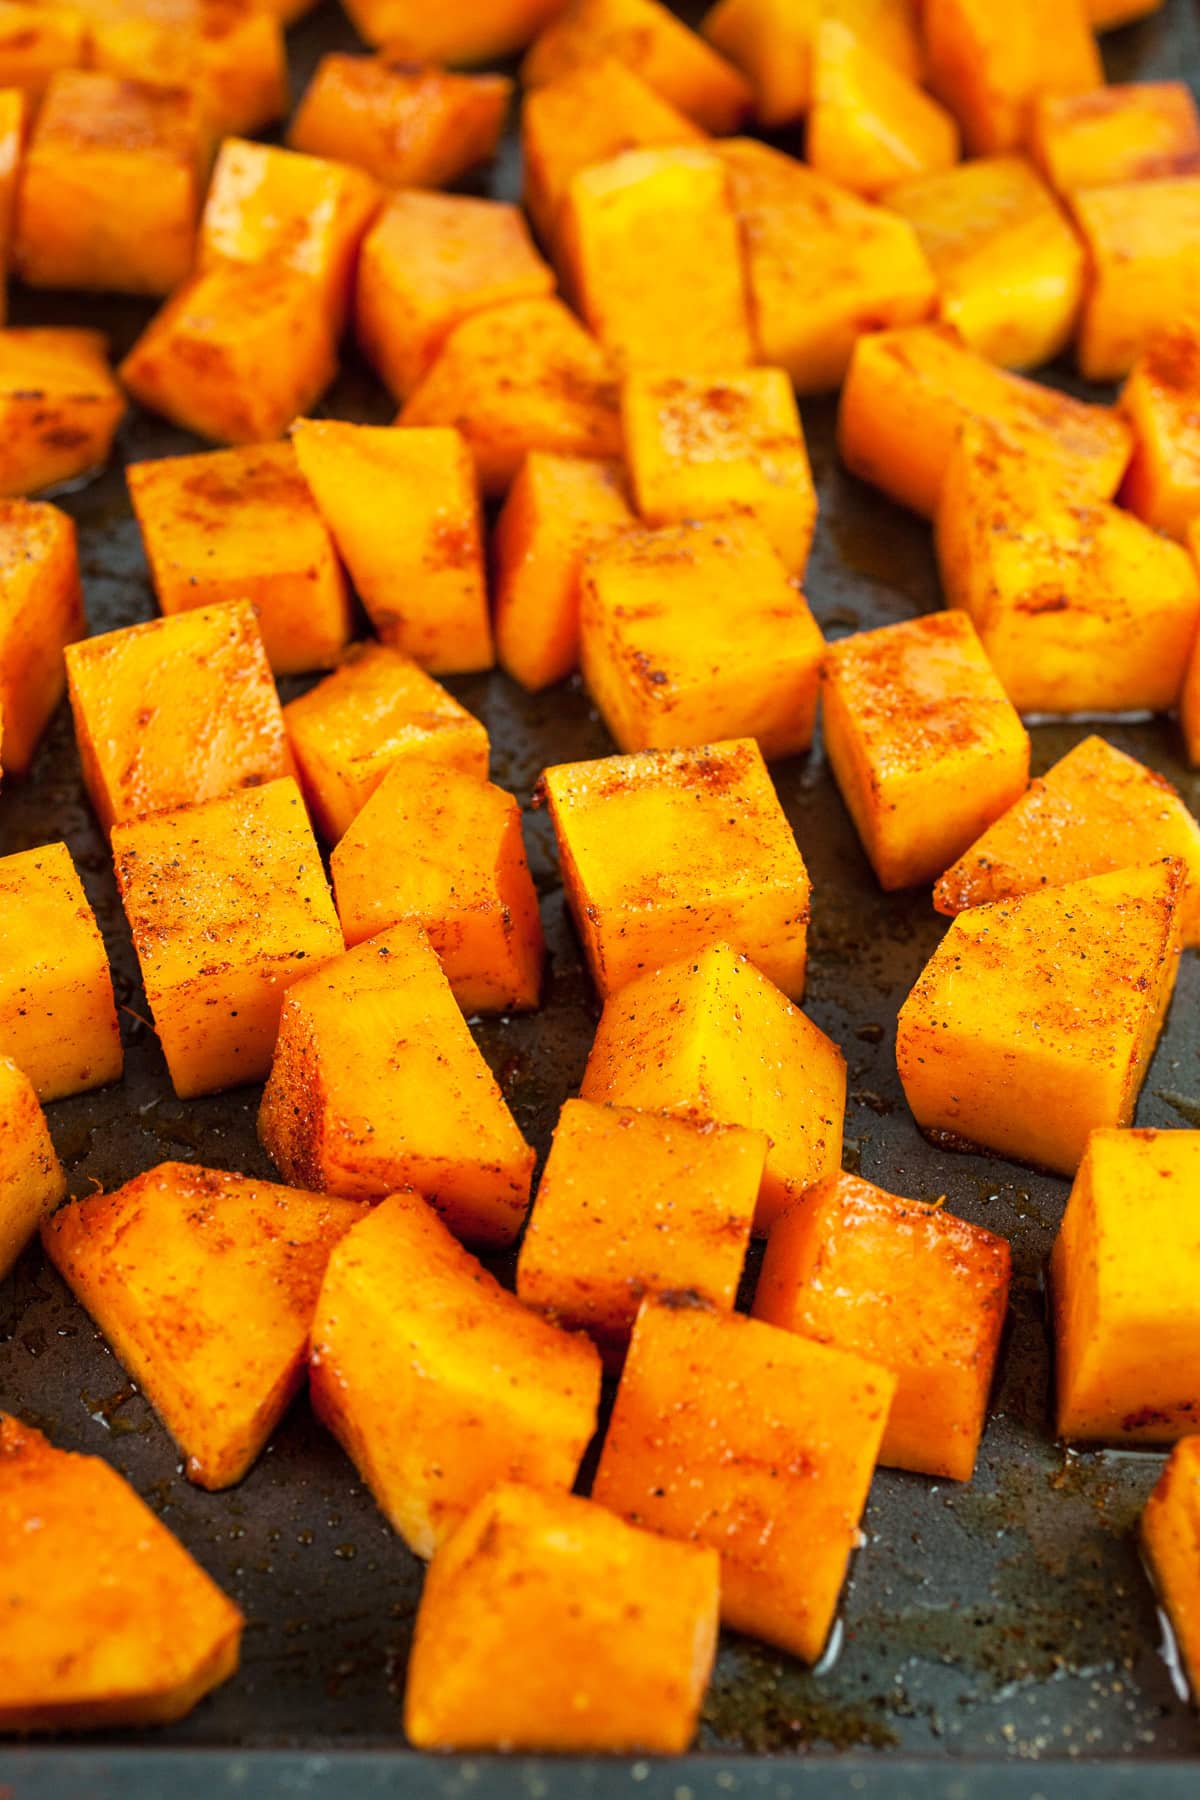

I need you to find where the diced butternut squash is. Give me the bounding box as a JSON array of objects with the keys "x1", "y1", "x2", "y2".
[
  {"x1": 291, "y1": 419, "x2": 491, "y2": 675},
  {"x1": 885, "y1": 156, "x2": 1083, "y2": 370},
  {"x1": 1072, "y1": 178, "x2": 1200, "y2": 382},
  {"x1": 897, "y1": 863, "x2": 1184, "y2": 1177},
  {"x1": 1184, "y1": 627, "x2": 1200, "y2": 769},
  {"x1": 1052, "y1": 1127, "x2": 1200, "y2": 1442},
  {"x1": 580, "y1": 515, "x2": 825, "y2": 758},
  {"x1": 0, "y1": 840, "x2": 121, "y2": 1101},
  {"x1": 755, "y1": 1171, "x2": 1010, "y2": 1481},
  {"x1": 809, "y1": 21, "x2": 959, "y2": 198},
  {"x1": 1142, "y1": 1437, "x2": 1200, "y2": 1701},
  {"x1": 113, "y1": 777, "x2": 343, "y2": 1100},
  {"x1": 593, "y1": 1296, "x2": 894, "y2": 1661},
  {"x1": 341, "y1": 0, "x2": 564, "y2": 60},
  {"x1": 622, "y1": 366, "x2": 816, "y2": 576},
  {"x1": 493, "y1": 452, "x2": 635, "y2": 692},
  {"x1": 0, "y1": 87, "x2": 25, "y2": 321},
  {"x1": 517, "y1": 1099, "x2": 764, "y2": 1364},
  {"x1": 126, "y1": 443, "x2": 352, "y2": 677},
  {"x1": 1086, "y1": 0, "x2": 1162, "y2": 26},
  {"x1": 0, "y1": 3, "x2": 83, "y2": 106},
  {"x1": 283, "y1": 645, "x2": 489, "y2": 845},
  {"x1": 0, "y1": 327, "x2": 124, "y2": 496},
  {"x1": 332, "y1": 763, "x2": 545, "y2": 1012},
  {"x1": 400, "y1": 297, "x2": 622, "y2": 497},
  {"x1": 406, "y1": 1483, "x2": 719, "y2": 1753},
  {"x1": 557, "y1": 146, "x2": 752, "y2": 373},
  {"x1": 0, "y1": 1417, "x2": 243, "y2": 1731},
  {"x1": 0, "y1": 497, "x2": 82, "y2": 775},
  {"x1": 288, "y1": 54, "x2": 510, "y2": 191},
  {"x1": 581, "y1": 941, "x2": 846, "y2": 1235},
  {"x1": 1031, "y1": 83, "x2": 1200, "y2": 194},
  {"x1": 65, "y1": 601, "x2": 291, "y2": 836},
  {"x1": 309, "y1": 1190, "x2": 601, "y2": 1552},
  {"x1": 0, "y1": 1056, "x2": 65, "y2": 1282},
  {"x1": 701, "y1": 0, "x2": 923, "y2": 128},
  {"x1": 1121, "y1": 320, "x2": 1200, "y2": 540},
  {"x1": 355, "y1": 191, "x2": 554, "y2": 403},
  {"x1": 923, "y1": 0, "x2": 1101, "y2": 156},
  {"x1": 934, "y1": 735, "x2": 1200, "y2": 948},
  {"x1": 258, "y1": 926, "x2": 535, "y2": 1246}
]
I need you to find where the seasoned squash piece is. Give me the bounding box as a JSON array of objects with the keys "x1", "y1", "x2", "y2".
[
  {"x1": 580, "y1": 516, "x2": 825, "y2": 758},
  {"x1": 406, "y1": 1482, "x2": 719, "y2": 1753},
  {"x1": 332, "y1": 763, "x2": 545, "y2": 1012},
  {"x1": 43, "y1": 1165, "x2": 367, "y2": 1490},
  {"x1": 0, "y1": 1056, "x2": 65, "y2": 1282},
  {"x1": 0, "y1": 841, "x2": 121, "y2": 1101},
  {"x1": 289, "y1": 54, "x2": 510, "y2": 191},
  {"x1": 923, "y1": 0, "x2": 1101, "y2": 156},
  {"x1": 557, "y1": 146, "x2": 753, "y2": 374},
  {"x1": 65, "y1": 602, "x2": 291, "y2": 835},
  {"x1": 283, "y1": 645, "x2": 488, "y2": 845},
  {"x1": 809, "y1": 21, "x2": 958, "y2": 198},
  {"x1": 0, "y1": 4, "x2": 83, "y2": 106},
  {"x1": 755, "y1": 1171, "x2": 1011, "y2": 1481},
  {"x1": 1052, "y1": 1127, "x2": 1200, "y2": 1442},
  {"x1": 113, "y1": 778, "x2": 343, "y2": 1100},
  {"x1": 581, "y1": 941, "x2": 845, "y2": 1235},
  {"x1": 400, "y1": 297, "x2": 621, "y2": 497},
  {"x1": 517, "y1": 1099, "x2": 764, "y2": 1364},
  {"x1": 0, "y1": 86, "x2": 25, "y2": 320},
  {"x1": 355, "y1": 191, "x2": 553, "y2": 403},
  {"x1": 259, "y1": 926, "x2": 535, "y2": 1246},
  {"x1": 822, "y1": 613, "x2": 1029, "y2": 893},
  {"x1": 593, "y1": 1297, "x2": 894, "y2": 1662},
  {"x1": 310, "y1": 1190, "x2": 601, "y2": 1551},
  {"x1": 0, "y1": 497, "x2": 82, "y2": 775},
  {"x1": 701, "y1": 0, "x2": 923, "y2": 128},
  {"x1": 1121, "y1": 320, "x2": 1200, "y2": 540},
  {"x1": 494, "y1": 452, "x2": 635, "y2": 693},
  {"x1": 1184, "y1": 629, "x2": 1200, "y2": 769},
  {"x1": 1143, "y1": 1437, "x2": 1200, "y2": 1700},
  {"x1": 291, "y1": 419, "x2": 490, "y2": 675},
  {"x1": 0, "y1": 327, "x2": 123, "y2": 496},
  {"x1": 1031, "y1": 83, "x2": 1200, "y2": 195},
  {"x1": 341, "y1": 0, "x2": 563, "y2": 60},
  {"x1": 1073, "y1": 178, "x2": 1200, "y2": 382},
  {"x1": 0, "y1": 1417, "x2": 243, "y2": 1731},
  {"x1": 897, "y1": 863, "x2": 1184, "y2": 1177},
  {"x1": 127, "y1": 444, "x2": 352, "y2": 677}
]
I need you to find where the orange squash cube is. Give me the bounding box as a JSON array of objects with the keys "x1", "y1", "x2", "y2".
[
  {"x1": 400, "y1": 297, "x2": 622, "y2": 497},
  {"x1": 923, "y1": 0, "x2": 1101, "y2": 156},
  {"x1": 809, "y1": 21, "x2": 959, "y2": 198},
  {"x1": 1031, "y1": 83, "x2": 1200, "y2": 195},
  {"x1": 258, "y1": 925, "x2": 536, "y2": 1246},
  {"x1": 341, "y1": 0, "x2": 563, "y2": 60},
  {"x1": 1052, "y1": 1127, "x2": 1200, "y2": 1442},
  {"x1": 309, "y1": 1190, "x2": 600, "y2": 1552},
  {"x1": 0, "y1": 1417, "x2": 243, "y2": 1732},
  {"x1": 0, "y1": 327, "x2": 123, "y2": 497},
  {"x1": 897, "y1": 863, "x2": 1184, "y2": 1177},
  {"x1": 65, "y1": 601, "x2": 291, "y2": 835},
  {"x1": 288, "y1": 54, "x2": 510, "y2": 191},
  {"x1": 701, "y1": 0, "x2": 923, "y2": 129},
  {"x1": 126, "y1": 443, "x2": 352, "y2": 677},
  {"x1": 581, "y1": 941, "x2": 846, "y2": 1235},
  {"x1": 0, "y1": 86, "x2": 25, "y2": 321},
  {"x1": 112, "y1": 777, "x2": 343, "y2": 1100},
  {"x1": 332, "y1": 763, "x2": 545, "y2": 1012},
  {"x1": 1142, "y1": 1437, "x2": 1200, "y2": 1700},
  {"x1": 1072, "y1": 178, "x2": 1200, "y2": 381},
  {"x1": 355, "y1": 191, "x2": 553, "y2": 403},
  {"x1": 517, "y1": 1099, "x2": 765, "y2": 1363},
  {"x1": 406, "y1": 1483, "x2": 719, "y2": 1753},
  {"x1": 283, "y1": 645, "x2": 488, "y2": 845},
  {"x1": 1184, "y1": 626, "x2": 1200, "y2": 769},
  {"x1": 821, "y1": 612, "x2": 1029, "y2": 892},
  {"x1": 0, "y1": 1055, "x2": 65, "y2": 1282},
  {"x1": 755, "y1": 1172, "x2": 1010, "y2": 1481},
  {"x1": 291, "y1": 419, "x2": 490, "y2": 675},
  {"x1": 0, "y1": 497, "x2": 82, "y2": 776},
  {"x1": 493, "y1": 452, "x2": 635, "y2": 692},
  {"x1": 0, "y1": 841, "x2": 121, "y2": 1101},
  {"x1": 0, "y1": 4, "x2": 83, "y2": 106},
  {"x1": 580, "y1": 515, "x2": 825, "y2": 758},
  {"x1": 593, "y1": 1297, "x2": 894, "y2": 1661},
  {"x1": 1121, "y1": 319, "x2": 1200, "y2": 540}
]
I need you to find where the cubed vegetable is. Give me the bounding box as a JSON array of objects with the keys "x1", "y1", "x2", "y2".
[
  {"x1": 1072, "y1": 177, "x2": 1200, "y2": 381},
  {"x1": 0, "y1": 3, "x2": 83, "y2": 105},
  {"x1": 0, "y1": 1056, "x2": 65, "y2": 1283},
  {"x1": 1184, "y1": 632, "x2": 1200, "y2": 768},
  {"x1": 1031, "y1": 83, "x2": 1200, "y2": 194},
  {"x1": 923, "y1": 0, "x2": 1101, "y2": 156},
  {"x1": 0, "y1": 327, "x2": 124, "y2": 496},
  {"x1": 0, "y1": 497, "x2": 82, "y2": 775},
  {"x1": 0, "y1": 88, "x2": 26, "y2": 322},
  {"x1": 702, "y1": 0, "x2": 923, "y2": 128},
  {"x1": 1120, "y1": 319, "x2": 1200, "y2": 539},
  {"x1": 1142, "y1": 1437, "x2": 1200, "y2": 1701},
  {"x1": 341, "y1": 0, "x2": 563, "y2": 61},
  {"x1": 809, "y1": 21, "x2": 959, "y2": 198}
]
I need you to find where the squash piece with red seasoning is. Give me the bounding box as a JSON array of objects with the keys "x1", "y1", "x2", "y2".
[
  {"x1": 0, "y1": 497, "x2": 82, "y2": 776},
  {"x1": 0, "y1": 1055, "x2": 66, "y2": 1283},
  {"x1": 1031, "y1": 83, "x2": 1200, "y2": 195},
  {"x1": 0, "y1": 4, "x2": 84, "y2": 106},
  {"x1": 342, "y1": 0, "x2": 563, "y2": 61},
  {"x1": 1142, "y1": 1436, "x2": 1200, "y2": 1702},
  {"x1": 1072, "y1": 177, "x2": 1200, "y2": 381},
  {"x1": 923, "y1": 0, "x2": 1101, "y2": 156},
  {"x1": 0, "y1": 327, "x2": 124, "y2": 496},
  {"x1": 1120, "y1": 318, "x2": 1200, "y2": 541}
]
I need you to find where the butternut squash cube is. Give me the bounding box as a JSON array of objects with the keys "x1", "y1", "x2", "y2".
[
  {"x1": 517, "y1": 1099, "x2": 765, "y2": 1364},
  {"x1": 923, "y1": 0, "x2": 1101, "y2": 157},
  {"x1": 127, "y1": 443, "x2": 352, "y2": 677},
  {"x1": 1031, "y1": 84, "x2": 1200, "y2": 195},
  {"x1": 0, "y1": 1417, "x2": 243, "y2": 1731},
  {"x1": 341, "y1": 0, "x2": 563, "y2": 61},
  {"x1": 822, "y1": 612, "x2": 1030, "y2": 893},
  {"x1": 0, "y1": 1055, "x2": 65, "y2": 1282},
  {"x1": 0, "y1": 326, "x2": 124, "y2": 496},
  {"x1": 119, "y1": 264, "x2": 336, "y2": 447},
  {"x1": 283, "y1": 644, "x2": 489, "y2": 845},
  {"x1": 258, "y1": 925, "x2": 535, "y2": 1246},
  {"x1": 112, "y1": 777, "x2": 343, "y2": 1100},
  {"x1": 1121, "y1": 320, "x2": 1200, "y2": 541},
  {"x1": 1142, "y1": 1437, "x2": 1200, "y2": 1701},
  {"x1": 310, "y1": 1190, "x2": 601, "y2": 1552},
  {"x1": 897, "y1": 863, "x2": 1184, "y2": 1177},
  {"x1": 65, "y1": 601, "x2": 291, "y2": 835},
  {"x1": 291, "y1": 419, "x2": 491, "y2": 675},
  {"x1": 0, "y1": 4, "x2": 83, "y2": 106},
  {"x1": 355, "y1": 191, "x2": 554, "y2": 404},
  {"x1": 580, "y1": 515, "x2": 825, "y2": 758},
  {"x1": 581, "y1": 941, "x2": 846, "y2": 1235},
  {"x1": 1184, "y1": 627, "x2": 1200, "y2": 769},
  {"x1": 0, "y1": 840, "x2": 121, "y2": 1101},
  {"x1": 809, "y1": 21, "x2": 959, "y2": 198},
  {"x1": 1073, "y1": 178, "x2": 1200, "y2": 382},
  {"x1": 288, "y1": 54, "x2": 510, "y2": 192},
  {"x1": 0, "y1": 87, "x2": 25, "y2": 323},
  {"x1": 623, "y1": 366, "x2": 816, "y2": 577},
  {"x1": 400, "y1": 297, "x2": 622, "y2": 498},
  {"x1": 332, "y1": 763, "x2": 545, "y2": 1012},
  {"x1": 42, "y1": 1163, "x2": 367, "y2": 1490},
  {"x1": 494, "y1": 452, "x2": 635, "y2": 692},
  {"x1": 1052, "y1": 1127, "x2": 1200, "y2": 1442},
  {"x1": 406, "y1": 1482, "x2": 719, "y2": 1753},
  {"x1": 755, "y1": 1171, "x2": 1011, "y2": 1481},
  {"x1": 0, "y1": 497, "x2": 82, "y2": 776},
  {"x1": 701, "y1": 0, "x2": 923, "y2": 129},
  {"x1": 593, "y1": 1296, "x2": 895, "y2": 1661}
]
